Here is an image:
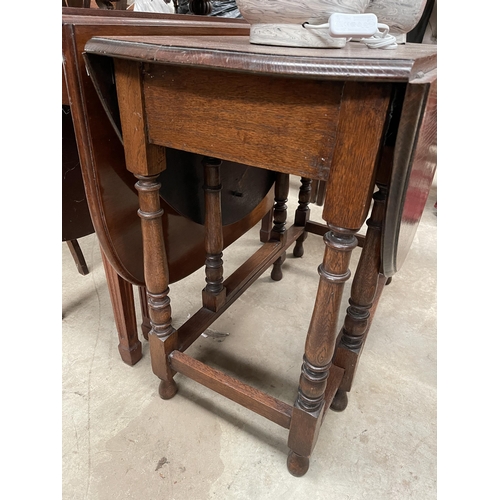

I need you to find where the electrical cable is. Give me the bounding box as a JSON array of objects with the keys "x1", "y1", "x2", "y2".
[
  {"x1": 360, "y1": 24, "x2": 397, "y2": 50},
  {"x1": 302, "y1": 13, "x2": 398, "y2": 50}
]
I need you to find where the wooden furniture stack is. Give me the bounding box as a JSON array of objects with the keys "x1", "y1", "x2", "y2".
[
  {"x1": 62, "y1": 8, "x2": 277, "y2": 366},
  {"x1": 80, "y1": 32, "x2": 436, "y2": 475}
]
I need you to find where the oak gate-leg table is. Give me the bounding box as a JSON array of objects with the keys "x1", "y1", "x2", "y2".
[{"x1": 83, "y1": 35, "x2": 437, "y2": 476}]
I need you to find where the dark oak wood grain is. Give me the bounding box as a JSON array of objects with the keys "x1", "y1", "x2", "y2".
[{"x1": 141, "y1": 63, "x2": 342, "y2": 181}]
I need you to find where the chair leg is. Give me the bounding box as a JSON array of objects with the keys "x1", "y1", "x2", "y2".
[
  {"x1": 66, "y1": 239, "x2": 89, "y2": 276},
  {"x1": 101, "y1": 249, "x2": 142, "y2": 366},
  {"x1": 259, "y1": 209, "x2": 273, "y2": 243}
]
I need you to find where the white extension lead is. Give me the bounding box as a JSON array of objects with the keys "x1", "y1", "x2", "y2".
[{"x1": 303, "y1": 12, "x2": 398, "y2": 50}]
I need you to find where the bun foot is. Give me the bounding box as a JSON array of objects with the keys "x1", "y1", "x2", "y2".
[
  {"x1": 271, "y1": 253, "x2": 286, "y2": 281},
  {"x1": 287, "y1": 450, "x2": 309, "y2": 477},
  {"x1": 271, "y1": 263, "x2": 283, "y2": 281},
  {"x1": 330, "y1": 389, "x2": 348, "y2": 412},
  {"x1": 159, "y1": 379, "x2": 178, "y2": 400}
]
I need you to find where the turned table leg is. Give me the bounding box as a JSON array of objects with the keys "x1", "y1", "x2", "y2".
[
  {"x1": 286, "y1": 81, "x2": 392, "y2": 475},
  {"x1": 113, "y1": 58, "x2": 178, "y2": 398},
  {"x1": 331, "y1": 185, "x2": 388, "y2": 411},
  {"x1": 136, "y1": 174, "x2": 178, "y2": 400},
  {"x1": 293, "y1": 177, "x2": 312, "y2": 258},
  {"x1": 202, "y1": 157, "x2": 226, "y2": 312},
  {"x1": 270, "y1": 173, "x2": 289, "y2": 281},
  {"x1": 287, "y1": 225, "x2": 358, "y2": 476}
]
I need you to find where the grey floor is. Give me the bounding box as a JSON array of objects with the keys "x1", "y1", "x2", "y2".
[{"x1": 62, "y1": 176, "x2": 437, "y2": 500}]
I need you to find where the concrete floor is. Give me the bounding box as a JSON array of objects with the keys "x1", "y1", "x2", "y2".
[{"x1": 62, "y1": 176, "x2": 437, "y2": 499}]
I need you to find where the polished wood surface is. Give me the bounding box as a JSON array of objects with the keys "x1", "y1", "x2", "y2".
[
  {"x1": 86, "y1": 34, "x2": 435, "y2": 80},
  {"x1": 84, "y1": 34, "x2": 436, "y2": 476}
]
